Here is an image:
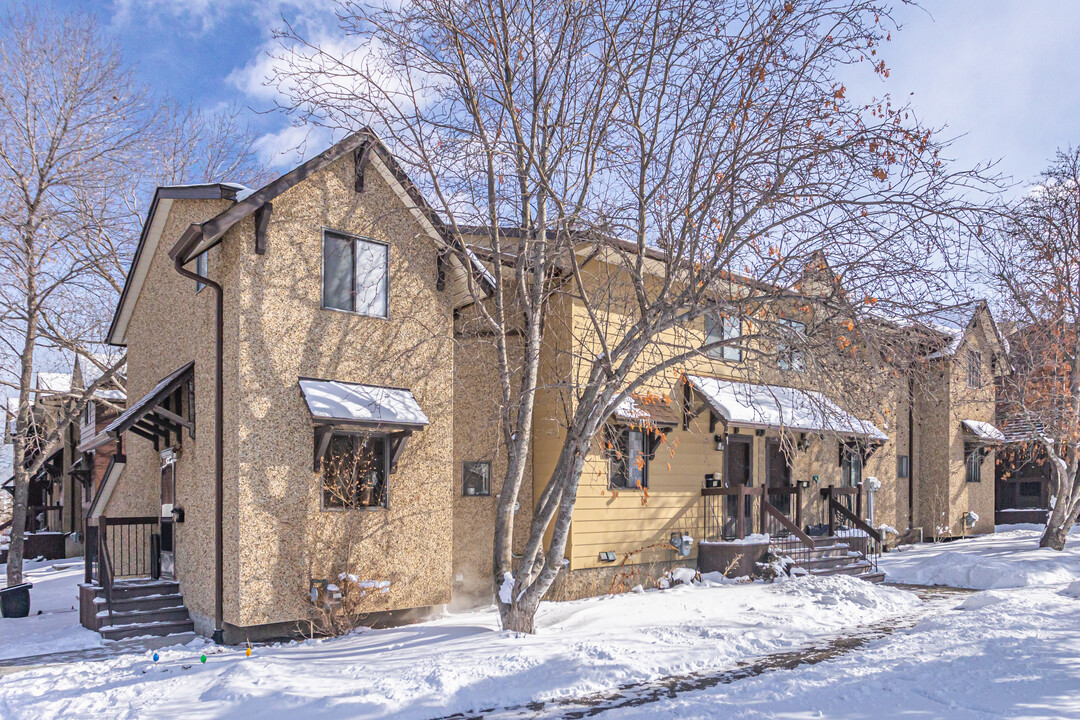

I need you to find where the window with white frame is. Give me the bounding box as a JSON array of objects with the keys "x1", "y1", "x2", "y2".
[
  {"x1": 777, "y1": 318, "x2": 806, "y2": 372},
  {"x1": 462, "y1": 460, "x2": 491, "y2": 496},
  {"x1": 322, "y1": 231, "x2": 389, "y2": 317},
  {"x1": 704, "y1": 310, "x2": 742, "y2": 362},
  {"x1": 608, "y1": 427, "x2": 649, "y2": 490}
]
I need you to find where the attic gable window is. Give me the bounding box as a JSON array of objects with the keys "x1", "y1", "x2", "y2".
[
  {"x1": 967, "y1": 350, "x2": 982, "y2": 389},
  {"x1": 777, "y1": 318, "x2": 806, "y2": 372},
  {"x1": 322, "y1": 230, "x2": 389, "y2": 318},
  {"x1": 704, "y1": 310, "x2": 742, "y2": 362}
]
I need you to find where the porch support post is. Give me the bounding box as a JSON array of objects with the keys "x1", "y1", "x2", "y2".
[
  {"x1": 856, "y1": 482, "x2": 864, "y2": 520},
  {"x1": 736, "y1": 484, "x2": 746, "y2": 540},
  {"x1": 827, "y1": 485, "x2": 836, "y2": 536}
]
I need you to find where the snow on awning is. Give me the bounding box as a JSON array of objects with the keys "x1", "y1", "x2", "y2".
[
  {"x1": 299, "y1": 378, "x2": 430, "y2": 429},
  {"x1": 685, "y1": 375, "x2": 887, "y2": 441},
  {"x1": 612, "y1": 395, "x2": 681, "y2": 427},
  {"x1": 962, "y1": 419, "x2": 1005, "y2": 443}
]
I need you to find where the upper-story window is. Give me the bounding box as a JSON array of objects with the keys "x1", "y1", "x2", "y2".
[
  {"x1": 704, "y1": 310, "x2": 742, "y2": 362},
  {"x1": 195, "y1": 252, "x2": 207, "y2": 292},
  {"x1": 777, "y1": 318, "x2": 806, "y2": 372},
  {"x1": 322, "y1": 230, "x2": 389, "y2": 318},
  {"x1": 608, "y1": 427, "x2": 649, "y2": 490},
  {"x1": 966, "y1": 350, "x2": 982, "y2": 389}
]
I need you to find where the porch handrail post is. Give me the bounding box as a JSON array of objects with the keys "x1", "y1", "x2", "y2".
[
  {"x1": 795, "y1": 485, "x2": 803, "y2": 532},
  {"x1": 758, "y1": 485, "x2": 766, "y2": 536},
  {"x1": 827, "y1": 485, "x2": 836, "y2": 537},
  {"x1": 856, "y1": 481, "x2": 864, "y2": 519}
]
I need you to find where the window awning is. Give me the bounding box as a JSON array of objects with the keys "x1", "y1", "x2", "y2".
[
  {"x1": 299, "y1": 378, "x2": 430, "y2": 429},
  {"x1": 685, "y1": 375, "x2": 887, "y2": 441},
  {"x1": 78, "y1": 361, "x2": 194, "y2": 453},
  {"x1": 962, "y1": 419, "x2": 1005, "y2": 444},
  {"x1": 612, "y1": 395, "x2": 681, "y2": 427}
]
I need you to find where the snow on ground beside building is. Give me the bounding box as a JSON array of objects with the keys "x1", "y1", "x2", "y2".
[
  {"x1": 0, "y1": 558, "x2": 102, "y2": 661},
  {"x1": 0, "y1": 573, "x2": 918, "y2": 719},
  {"x1": 878, "y1": 523, "x2": 1080, "y2": 589},
  {"x1": 615, "y1": 526, "x2": 1080, "y2": 719}
]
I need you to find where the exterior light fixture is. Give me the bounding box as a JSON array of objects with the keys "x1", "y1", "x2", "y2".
[
  {"x1": 797, "y1": 479, "x2": 811, "y2": 489},
  {"x1": 713, "y1": 434, "x2": 724, "y2": 451}
]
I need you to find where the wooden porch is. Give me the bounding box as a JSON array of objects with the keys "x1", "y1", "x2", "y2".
[{"x1": 699, "y1": 483, "x2": 885, "y2": 582}]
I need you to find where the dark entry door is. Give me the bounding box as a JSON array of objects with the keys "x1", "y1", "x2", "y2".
[
  {"x1": 724, "y1": 435, "x2": 754, "y2": 537},
  {"x1": 766, "y1": 440, "x2": 792, "y2": 521},
  {"x1": 160, "y1": 449, "x2": 177, "y2": 579}
]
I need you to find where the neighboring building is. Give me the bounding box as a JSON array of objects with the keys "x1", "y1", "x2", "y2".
[
  {"x1": 79, "y1": 131, "x2": 1004, "y2": 643},
  {"x1": 1, "y1": 359, "x2": 125, "y2": 562}
]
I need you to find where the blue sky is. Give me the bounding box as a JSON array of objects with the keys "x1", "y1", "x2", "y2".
[{"x1": 50, "y1": 0, "x2": 1080, "y2": 189}]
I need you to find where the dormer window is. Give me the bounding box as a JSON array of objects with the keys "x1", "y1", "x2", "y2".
[
  {"x1": 704, "y1": 310, "x2": 742, "y2": 362},
  {"x1": 322, "y1": 230, "x2": 389, "y2": 318}
]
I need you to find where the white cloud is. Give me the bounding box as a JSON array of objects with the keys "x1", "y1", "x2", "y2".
[
  {"x1": 254, "y1": 124, "x2": 335, "y2": 169},
  {"x1": 112, "y1": 0, "x2": 339, "y2": 34}
]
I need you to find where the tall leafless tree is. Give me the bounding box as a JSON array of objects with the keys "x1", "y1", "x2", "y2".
[
  {"x1": 982, "y1": 148, "x2": 1080, "y2": 550},
  {"x1": 268, "y1": 0, "x2": 993, "y2": 631},
  {"x1": 0, "y1": 4, "x2": 268, "y2": 587}
]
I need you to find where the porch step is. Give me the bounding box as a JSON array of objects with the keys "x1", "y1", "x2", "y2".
[
  {"x1": 807, "y1": 559, "x2": 873, "y2": 576},
  {"x1": 97, "y1": 605, "x2": 190, "y2": 627},
  {"x1": 772, "y1": 535, "x2": 885, "y2": 584},
  {"x1": 100, "y1": 619, "x2": 195, "y2": 641},
  {"x1": 857, "y1": 571, "x2": 886, "y2": 584},
  {"x1": 82, "y1": 580, "x2": 194, "y2": 639}
]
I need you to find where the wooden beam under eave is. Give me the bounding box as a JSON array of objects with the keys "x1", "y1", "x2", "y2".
[
  {"x1": 389, "y1": 431, "x2": 412, "y2": 474},
  {"x1": 354, "y1": 142, "x2": 373, "y2": 193},
  {"x1": 254, "y1": 202, "x2": 272, "y2": 255},
  {"x1": 153, "y1": 404, "x2": 193, "y2": 432}
]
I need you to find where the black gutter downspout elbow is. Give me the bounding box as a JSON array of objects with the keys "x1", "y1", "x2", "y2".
[{"x1": 172, "y1": 237, "x2": 225, "y2": 645}]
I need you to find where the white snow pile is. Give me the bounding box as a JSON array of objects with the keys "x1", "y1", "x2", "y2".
[
  {"x1": 880, "y1": 524, "x2": 1080, "y2": 590},
  {"x1": 774, "y1": 573, "x2": 920, "y2": 612},
  {"x1": 1062, "y1": 580, "x2": 1080, "y2": 599}
]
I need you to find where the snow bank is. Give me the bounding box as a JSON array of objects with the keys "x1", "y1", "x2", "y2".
[
  {"x1": 880, "y1": 526, "x2": 1080, "y2": 590},
  {"x1": 0, "y1": 573, "x2": 919, "y2": 719}
]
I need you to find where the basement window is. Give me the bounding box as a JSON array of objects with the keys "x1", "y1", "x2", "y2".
[
  {"x1": 463, "y1": 461, "x2": 491, "y2": 496},
  {"x1": 320, "y1": 433, "x2": 388, "y2": 509},
  {"x1": 322, "y1": 230, "x2": 389, "y2": 317}
]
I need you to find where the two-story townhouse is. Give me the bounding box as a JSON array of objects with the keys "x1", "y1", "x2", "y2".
[{"x1": 79, "y1": 130, "x2": 1005, "y2": 641}]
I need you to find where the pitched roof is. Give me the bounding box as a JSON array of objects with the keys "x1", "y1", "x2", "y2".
[
  {"x1": 685, "y1": 375, "x2": 887, "y2": 440},
  {"x1": 106, "y1": 183, "x2": 251, "y2": 345},
  {"x1": 168, "y1": 129, "x2": 496, "y2": 298}
]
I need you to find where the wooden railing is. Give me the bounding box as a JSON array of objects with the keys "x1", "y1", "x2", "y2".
[
  {"x1": 702, "y1": 485, "x2": 763, "y2": 540},
  {"x1": 26, "y1": 504, "x2": 62, "y2": 533},
  {"x1": 95, "y1": 516, "x2": 159, "y2": 618}
]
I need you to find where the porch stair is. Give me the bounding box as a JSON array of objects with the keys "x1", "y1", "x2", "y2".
[
  {"x1": 83, "y1": 579, "x2": 196, "y2": 641},
  {"x1": 777, "y1": 538, "x2": 885, "y2": 583}
]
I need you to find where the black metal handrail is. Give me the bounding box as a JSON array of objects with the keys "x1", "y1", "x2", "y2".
[{"x1": 823, "y1": 486, "x2": 882, "y2": 573}]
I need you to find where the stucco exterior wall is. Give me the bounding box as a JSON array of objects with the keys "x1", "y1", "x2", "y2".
[
  {"x1": 103, "y1": 196, "x2": 236, "y2": 627},
  {"x1": 226, "y1": 154, "x2": 456, "y2": 630}
]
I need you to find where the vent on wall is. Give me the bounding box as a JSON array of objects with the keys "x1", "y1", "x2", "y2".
[{"x1": 598, "y1": 551, "x2": 617, "y2": 563}]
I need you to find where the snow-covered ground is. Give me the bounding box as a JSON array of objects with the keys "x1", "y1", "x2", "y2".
[
  {"x1": 878, "y1": 523, "x2": 1080, "y2": 589},
  {"x1": 0, "y1": 525, "x2": 1078, "y2": 719},
  {"x1": 0, "y1": 558, "x2": 102, "y2": 661},
  {"x1": 612, "y1": 524, "x2": 1080, "y2": 719},
  {"x1": 0, "y1": 571, "x2": 918, "y2": 719}
]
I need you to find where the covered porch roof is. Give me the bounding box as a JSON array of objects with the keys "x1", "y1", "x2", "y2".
[
  {"x1": 962, "y1": 419, "x2": 1005, "y2": 444},
  {"x1": 78, "y1": 361, "x2": 194, "y2": 453},
  {"x1": 684, "y1": 375, "x2": 887, "y2": 441}
]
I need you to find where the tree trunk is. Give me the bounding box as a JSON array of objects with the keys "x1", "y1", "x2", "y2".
[
  {"x1": 1039, "y1": 522, "x2": 1070, "y2": 551},
  {"x1": 5, "y1": 465, "x2": 29, "y2": 587},
  {"x1": 500, "y1": 604, "x2": 535, "y2": 634}
]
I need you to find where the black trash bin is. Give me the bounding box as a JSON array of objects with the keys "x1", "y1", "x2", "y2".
[{"x1": 0, "y1": 582, "x2": 32, "y2": 618}]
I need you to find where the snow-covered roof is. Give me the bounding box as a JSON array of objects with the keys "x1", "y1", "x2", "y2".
[
  {"x1": 299, "y1": 378, "x2": 430, "y2": 428},
  {"x1": 613, "y1": 394, "x2": 681, "y2": 426},
  {"x1": 961, "y1": 419, "x2": 1005, "y2": 443},
  {"x1": 35, "y1": 372, "x2": 72, "y2": 395},
  {"x1": 685, "y1": 376, "x2": 887, "y2": 441}
]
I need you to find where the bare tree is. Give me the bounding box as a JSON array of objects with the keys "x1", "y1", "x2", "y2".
[
  {"x1": 0, "y1": 4, "x2": 269, "y2": 587},
  {"x1": 982, "y1": 148, "x2": 1080, "y2": 550},
  {"x1": 269, "y1": 0, "x2": 992, "y2": 631}
]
